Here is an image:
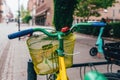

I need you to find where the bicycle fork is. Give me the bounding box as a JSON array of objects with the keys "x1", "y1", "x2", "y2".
[{"x1": 56, "y1": 57, "x2": 68, "y2": 80}]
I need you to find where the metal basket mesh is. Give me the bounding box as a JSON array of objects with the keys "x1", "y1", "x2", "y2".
[{"x1": 27, "y1": 33, "x2": 76, "y2": 75}]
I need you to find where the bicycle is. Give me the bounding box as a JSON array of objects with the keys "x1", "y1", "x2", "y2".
[
  {"x1": 89, "y1": 23, "x2": 120, "y2": 61},
  {"x1": 8, "y1": 22, "x2": 108, "y2": 80},
  {"x1": 89, "y1": 26, "x2": 105, "y2": 57}
]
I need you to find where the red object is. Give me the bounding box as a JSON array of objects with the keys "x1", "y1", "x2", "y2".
[{"x1": 61, "y1": 27, "x2": 70, "y2": 32}]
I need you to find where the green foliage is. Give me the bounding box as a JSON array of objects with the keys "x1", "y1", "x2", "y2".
[
  {"x1": 21, "y1": 9, "x2": 32, "y2": 23},
  {"x1": 75, "y1": 0, "x2": 116, "y2": 20},
  {"x1": 92, "y1": 27, "x2": 100, "y2": 36},
  {"x1": 77, "y1": 22, "x2": 120, "y2": 38},
  {"x1": 20, "y1": 5, "x2": 27, "y2": 18},
  {"x1": 22, "y1": 15, "x2": 32, "y2": 23},
  {"x1": 20, "y1": 5, "x2": 32, "y2": 23},
  {"x1": 77, "y1": 25, "x2": 94, "y2": 35},
  {"x1": 111, "y1": 22, "x2": 120, "y2": 38},
  {"x1": 102, "y1": 24, "x2": 112, "y2": 37},
  {"x1": 53, "y1": 0, "x2": 79, "y2": 31}
]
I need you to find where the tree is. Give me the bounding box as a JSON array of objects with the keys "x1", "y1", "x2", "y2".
[
  {"x1": 20, "y1": 5, "x2": 27, "y2": 18},
  {"x1": 20, "y1": 5, "x2": 32, "y2": 23},
  {"x1": 75, "y1": 0, "x2": 116, "y2": 21},
  {"x1": 22, "y1": 11, "x2": 32, "y2": 23},
  {"x1": 53, "y1": 0, "x2": 78, "y2": 31}
]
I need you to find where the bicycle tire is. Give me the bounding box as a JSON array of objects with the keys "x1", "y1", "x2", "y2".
[
  {"x1": 104, "y1": 73, "x2": 120, "y2": 80},
  {"x1": 89, "y1": 47, "x2": 98, "y2": 56},
  {"x1": 27, "y1": 60, "x2": 37, "y2": 80},
  {"x1": 46, "y1": 74, "x2": 56, "y2": 80}
]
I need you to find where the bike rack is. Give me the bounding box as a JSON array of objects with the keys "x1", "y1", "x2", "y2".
[
  {"x1": 71, "y1": 61, "x2": 120, "y2": 80},
  {"x1": 72, "y1": 61, "x2": 112, "y2": 68}
]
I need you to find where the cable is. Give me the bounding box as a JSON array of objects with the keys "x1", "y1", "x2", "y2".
[
  {"x1": 79, "y1": 67, "x2": 83, "y2": 80},
  {"x1": 83, "y1": 66, "x2": 86, "y2": 76},
  {"x1": 88, "y1": 63, "x2": 97, "y2": 71},
  {"x1": 107, "y1": 64, "x2": 110, "y2": 72},
  {"x1": 110, "y1": 64, "x2": 113, "y2": 73}
]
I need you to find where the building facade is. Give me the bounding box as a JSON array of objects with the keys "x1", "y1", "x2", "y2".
[
  {"x1": 28, "y1": 0, "x2": 36, "y2": 25},
  {"x1": 74, "y1": 0, "x2": 120, "y2": 23},
  {"x1": 28, "y1": 0, "x2": 54, "y2": 26},
  {"x1": 28, "y1": 0, "x2": 120, "y2": 26},
  {"x1": 0, "y1": 0, "x2": 3, "y2": 23},
  {"x1": 35, "y1": 0, "x2": 54, "y2": 26}
]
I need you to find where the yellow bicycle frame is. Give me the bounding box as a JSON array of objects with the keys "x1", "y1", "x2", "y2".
[
  {"x1": 56, "y1": 32, "x2": 68, "y2": 80},
  {"x1": 56, "y1": 57, "x2": 68, "y2": 80}
]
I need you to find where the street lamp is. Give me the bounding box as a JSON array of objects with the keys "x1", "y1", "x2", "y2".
[{"x1": 18, "y1": 0, "x2": 21, "y2": 40}]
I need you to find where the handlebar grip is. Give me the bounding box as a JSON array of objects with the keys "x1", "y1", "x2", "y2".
[
  {"x1": 8, "y1": 29, "x2": 34, "y2": 39},
  {"x1": 92, "y1": 22, "x2": 106, "y2": 27}
]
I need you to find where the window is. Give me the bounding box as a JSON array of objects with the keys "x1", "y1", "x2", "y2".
[{"x1": 41, "y1": 0, "x2": 44, "y2": 3}]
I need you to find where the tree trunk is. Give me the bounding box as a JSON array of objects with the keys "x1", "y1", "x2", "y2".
[{"x1": 53, "y1": 0, "x2": 78, "y2": 31}]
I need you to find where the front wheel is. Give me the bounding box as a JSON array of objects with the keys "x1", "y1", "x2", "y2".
[
  {"x1": 27, "y1": 60, "x2": 37, "y2": 80},
  {"x1": 89, "y1": 47, "x2": 98, "y2": 56}
]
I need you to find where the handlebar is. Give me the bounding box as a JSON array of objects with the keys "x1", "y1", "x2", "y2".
[
  {"x1": 8, "y1": 27, "x2": 66, "y2": 56},
  {"x1": 91, "y1": 22, "x2": 106, "y2": 27},
  {"x1": 70, "y1": 22, "x2": 106, "y2": 32},
  {"x1": 71, "y1": 22, "x2": 106, "y2": 28},
  {"x1": 8, "y1": 28, "x2": 64, "y2": 39},
  {"x1": 8, "y1": 22, "x2": 106, "y2": 39},
  {"x1": 8, "y1": 28, "x2": 33, "y2": 39}
]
